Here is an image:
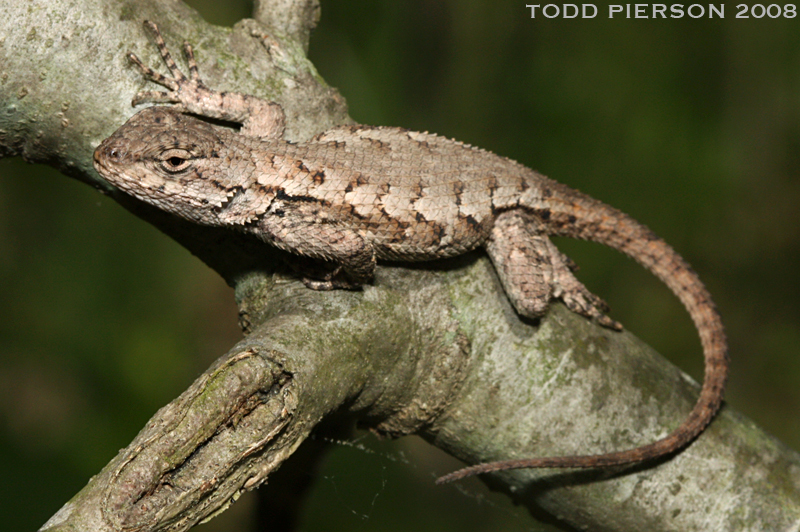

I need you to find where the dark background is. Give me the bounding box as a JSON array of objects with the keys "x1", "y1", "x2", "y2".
[{"x1": 2, "y1": 1, "x2": 799, "y2": 530}]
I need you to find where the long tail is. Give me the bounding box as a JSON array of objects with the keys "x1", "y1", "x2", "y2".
[{"x1": 436, "y1": 180, "x2": 728, "y2": 484}]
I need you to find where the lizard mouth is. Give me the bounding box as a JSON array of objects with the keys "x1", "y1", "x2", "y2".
[
  {"x1": 92, "y1": 145, "x2": 108, "y2": 173},
  {"x1": 93, "y1": 149, "x2": 114, "y2": 183}
]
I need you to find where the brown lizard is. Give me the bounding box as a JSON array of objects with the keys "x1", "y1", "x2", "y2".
[{"x1": 93, "y1": 21, "x2": 728, "y2": 485}]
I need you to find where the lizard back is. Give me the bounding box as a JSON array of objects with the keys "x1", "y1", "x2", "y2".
[{"x1": 258, "y1": 124, "x2": 538, "y2": 260}]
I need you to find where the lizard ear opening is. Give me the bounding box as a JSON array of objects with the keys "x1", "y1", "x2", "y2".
[{"x1": 158, "y1": 149, "x2": 193, "y2": 173}]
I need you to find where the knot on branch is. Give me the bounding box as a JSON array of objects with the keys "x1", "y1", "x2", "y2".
[
  {"x1": 370, "y1": 325, "x2": 472, "y2": 438},
  {"x1": 101, "y1": 348, "x2": 295, "y2": 531}
]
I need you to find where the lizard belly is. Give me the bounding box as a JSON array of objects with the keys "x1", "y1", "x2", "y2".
[{"x1": 361, "y1": 210, "x2": 493, "y2": 262}]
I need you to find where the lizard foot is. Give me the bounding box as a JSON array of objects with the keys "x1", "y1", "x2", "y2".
[
  {"x1": 301, "y1": 266, "x2": 363, "y2": 290},
  {"x1": 555, "y1": 281, "x2": 622, "y2": 331},
  {"x1": 487, "y1": 209, "x2": 622, "y2": 331},
  {"x1": 301, "y1": 277, "x2": 361, "y2": 291},
  {"x1": 291, "y1": 260, "x2": 363, "y2": 291},
  {"x1": 548, "y1": 246, "x2": 621, "y2": 329},
  {"x1": 128, "y1": 21, "x2": 210, "y2": 110},
  {"x1": 128, "y1": 20, "x2": 285, "y2": 138}
]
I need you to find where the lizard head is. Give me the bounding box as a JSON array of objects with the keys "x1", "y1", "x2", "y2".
[{"x1": 93, "y1": 106, "x2": 255, "y2": 225}]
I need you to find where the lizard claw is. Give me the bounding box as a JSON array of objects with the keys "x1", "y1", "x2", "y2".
[
  {"x1": 560, "y1": 287, "x2": 622, "y2": 331},
  {"x1": 301, "y1": 266, "x2": 363, "y2": 291},
  {"x1": 127, "y1": 51, "x2": 179, "y2": 90},
  {"x1": 302, "y1": 278, "x2": 359, "y2": 291},
  {"x1": 596, "y1": 314, "x2": 623, "y2": 331},
  {"x1": 142, "y1": 20, "x2": 188, "y2": 82},
  {"x1": 182, "y1": 41, "x2": 202, "y2": 82}
]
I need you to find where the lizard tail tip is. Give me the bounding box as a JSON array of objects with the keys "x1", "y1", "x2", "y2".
[{"x1": 435, "y1": 467, "x2": 480, "y2": 485}]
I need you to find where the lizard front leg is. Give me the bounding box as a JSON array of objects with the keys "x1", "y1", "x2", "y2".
[
  {"x1": 486, "y1": 209, "x2": 622, "y2": 330},
  {"x1": 255, "y1": 200, "x2": 377, "y2": 290},
  {"x1": 128, "y1": 20, "x2": 285, "y2": 139}
]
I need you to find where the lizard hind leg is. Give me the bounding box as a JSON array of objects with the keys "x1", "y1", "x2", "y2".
[{"x1": 486, "y1": 210, "x2": 622, "y2": 330}]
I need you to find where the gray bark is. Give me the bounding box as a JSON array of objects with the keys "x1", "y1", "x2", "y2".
[{"x1": 1, "y1": 0, "x2": 798, "y2": 531}]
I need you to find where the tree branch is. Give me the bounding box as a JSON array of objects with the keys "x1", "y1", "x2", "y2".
[
  {"x1": 2, "y1": 1, "x2": 799, "y2": 531},
  {"x1": 40, "y1": 259, "x2": 470, "y2": 532}
]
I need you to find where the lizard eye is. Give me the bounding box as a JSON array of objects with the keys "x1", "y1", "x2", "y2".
[{"x1": 159, "y1": 149, "x2": 193, "y2": 173}]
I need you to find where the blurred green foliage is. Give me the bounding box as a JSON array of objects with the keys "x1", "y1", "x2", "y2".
[{"x1": 2, "y1": 1, "x2": 799, "y2": 530}]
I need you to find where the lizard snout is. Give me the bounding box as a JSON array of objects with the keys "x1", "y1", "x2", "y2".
[{"x1": 93, "y1": 138, "x2": 130, "y2": 179}]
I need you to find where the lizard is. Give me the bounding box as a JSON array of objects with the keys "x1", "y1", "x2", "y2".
[{"x1": 93, "y1": 21, "x2": 728, "y2": 485}]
